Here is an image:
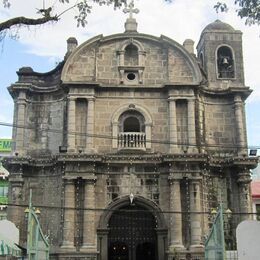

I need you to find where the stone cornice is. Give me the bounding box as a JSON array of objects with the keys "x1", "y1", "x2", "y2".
[
  {"x1": 4, "y1": 153, "x2": 258, "y2": 171},
  {"x1": 199, "y1": 85, "x2": 252, "y2": 99}
]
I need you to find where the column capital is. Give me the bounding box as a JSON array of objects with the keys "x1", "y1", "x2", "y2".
[
  {"x1": 87, "y1": 96, "x2": 96, "y2": 102},
  {"x1": 234, "y1": 94, "x2": 242, "y2": 103},
  {"x1": 168, "y1": 97, "x2": 177, "y2": 102},
  {"x1": 82, "y1": 176, "x2": 97, "y2": 183},
  {"x1": 168, "y1": 174, "x2": 182, "y2": 183},
  {"x1": 67, "y1": 96, "x2": 77, "y2": 101},
  {"x1": 237, "y1": 172, "x2": 251, "y2": 184},
  {"x1": 62, "y1": 176, "x2": 77, "y2": 183}
]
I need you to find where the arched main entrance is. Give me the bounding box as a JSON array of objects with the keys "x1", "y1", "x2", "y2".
[
  {"x1": 97, "y1": 196, "x2": 167, "y2": 260},
  {"x1": 108, "y1": 205, "x2": 157, "y2": 260}
]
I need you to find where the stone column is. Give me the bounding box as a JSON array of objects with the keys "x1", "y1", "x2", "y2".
[
  {"x1": 189, "y1": 179, "x2": 202, "y2": 247},
  {"x1": 81, "y1": 177, "x2": 96, "y2": 250},
  {"x1": 87, "y1": 97, "x2": 95, "y2": 152},
  {"x1": 168, "y1": 97, "x2": 178, "y2": 153},
  {"x1": 8, "y1": 173, "x2": 24, "y2": 228},
  {"x1": 15, "y1": 91, "x2": 27, "y2": 155},
  {"x1": 61, "y1": 178, "x2": 76, "y2": 249},
  {"x1": 187, "y1": 98, "x2": 197, "y2": 153},
  {"x1": 67, "y1": 97, "x2": 76, "y2": 152},
  {"x1": 168, "y1": 176, "x2": 184, "y2": 250},
  {"x1": 234, "y1": 95, "x2": 246, "y2": 155},
  {"x1": 237, "y1": 172, "x2": 251, "y2": 221}
]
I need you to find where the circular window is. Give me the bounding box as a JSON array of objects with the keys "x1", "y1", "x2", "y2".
[{"x1": 127, "y1": 73, "x2": 136, "y2": 81}]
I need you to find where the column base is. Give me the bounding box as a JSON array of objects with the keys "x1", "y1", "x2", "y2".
[
  {"x1": 189, "y1": 244, "x2": 204, "y2": 249},
  {"x1": 60, "y1": 244, "x2": 76, "y2": 250},
  {"x1": 80, "y1": 244, "x2": 97, "y2": 253},
  {"x1": 169, "y1": 244, "x2": 185, "y2": 252}
]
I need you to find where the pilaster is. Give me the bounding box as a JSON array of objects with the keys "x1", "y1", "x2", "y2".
[
  {"x1": 15, "y1": 91, "x2": 27, "y2": 155},
  {"x1": 67, "y1": 97, "x2": 76, "y2": 152},
  {"x1": 8, "y1": 173, "x2": 24, "y2": 226},
  {"x1": 234, "y1": 95, "x2": 247, "y2": 155},
  {"x1": 168, "y1": 97, "x2": 178, "y2": 153},
  {"x1": 81, "y1": 176, "x2": 97, "y2": 251},
  {"x1": 61, "y1": 178, "x2": 76, "y2": 249},
  {"x1": 168, "y1": 175, "x2": 184, "y2": 251},
  {"x1": 86, "y1": 97, "x2": 95, "y2": 152},
  {"x1": 237, "y1": 171, "x2": 251, "y2": 221},
  {"x1": 187, "y1": 98, "x2": 197, "y2": 153},
  {"x1": 189, "y1": 179, "x2": 203, "y2": 248}
]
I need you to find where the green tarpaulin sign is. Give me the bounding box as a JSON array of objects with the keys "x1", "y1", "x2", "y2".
[{"x1": 0, "y1": 139, "x2": 12, "y2": 152}]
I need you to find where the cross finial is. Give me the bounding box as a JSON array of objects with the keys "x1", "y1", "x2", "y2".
[{"x1": 123, "y1": 0, "x2": 139, "y2": 19}]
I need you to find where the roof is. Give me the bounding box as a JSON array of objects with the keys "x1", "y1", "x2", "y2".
[
  {"x1": 251, "y1": 181, "x2": 260, "y2": 198},
  {"x1": 202, "y1": 19, "x2": 235, "y2": 33}
]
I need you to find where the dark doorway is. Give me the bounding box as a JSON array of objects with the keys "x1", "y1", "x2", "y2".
[
  {"x1": 109, "y1": 242, "x2": 129, "y2": 260},
  {"x1": 136, "y1": 242, "x2": 156, "y2": 260},
  {"x1": 108, "y1": 205, "x2": 157, "y2": 260}
]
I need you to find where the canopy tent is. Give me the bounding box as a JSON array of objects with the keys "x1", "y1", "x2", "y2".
[{"x1": 0, "y1": 234, "x2": 21, "y2": 256}]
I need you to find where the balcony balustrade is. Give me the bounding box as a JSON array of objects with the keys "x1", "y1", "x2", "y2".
[{"x1": 118, "y1": 132, "x2": 146, "y2": 150}]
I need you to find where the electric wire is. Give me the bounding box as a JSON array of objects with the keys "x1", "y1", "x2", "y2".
[
  {"x1": 0, "y1": 202, "x2": 257, "y2": 216},
  {"x1": 0, "y1": 121, "x2": 260, "y2": 150}
]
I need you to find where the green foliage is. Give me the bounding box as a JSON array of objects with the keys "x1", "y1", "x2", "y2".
[
  {"x1": 235, "y1": 0, "x2": 260, "y2": 25},
  {"x1": 214, "y1": 2, "x2": 228, "y2": 13},
  {"x1": 215, "y1": 0, "x2": 260, "y2": 26},
  {"x1": 1, "y1": 0, "x2": 259, "y2": 31}
]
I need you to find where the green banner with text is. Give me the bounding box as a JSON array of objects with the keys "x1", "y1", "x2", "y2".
[{"x1": 0, "y1": 139, "x2": 12, "y2": 152}]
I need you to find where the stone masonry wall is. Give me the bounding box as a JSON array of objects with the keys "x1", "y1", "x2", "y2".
[
  {"x1": 25, "y1": 97, "x2": 65, "y2": 155},
  {"x1": 64, "y1": 37, "x2": 195, "y2": 85},
  {"x1": 203, "y1": 96, "x2": 236, "y2": 152},
  {"x1": 94, "y1": 89, "x2": 169, "y2": 153}
]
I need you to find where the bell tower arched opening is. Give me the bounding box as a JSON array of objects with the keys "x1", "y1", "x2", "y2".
[{"x1": 217, "y1": 45, "x2": 235, "y2": 79}]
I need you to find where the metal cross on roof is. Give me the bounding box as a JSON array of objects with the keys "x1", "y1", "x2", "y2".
[{"x1": 123, "y1": 0, "x2": 139, "y2": 19}]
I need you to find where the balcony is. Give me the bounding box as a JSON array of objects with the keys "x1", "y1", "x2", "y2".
[{"x1": 118, "y1": 132, "x2": 146, "y2": 150}]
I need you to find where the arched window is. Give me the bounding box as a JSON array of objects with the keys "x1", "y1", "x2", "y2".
[
  {"x1": 217, "y1": 46, "x2": 234, "y2": 79},
  {"x1": 112, "y1": 104, "x2": 152, "y2": 150},
  {"x1": 118, "y1": 111, "x2": 146, "y2": 149},
  {"x1": 124, "y1": 117, "x2": 140, "y2": 132},
  {"x1": 119, "y1": 111, "x2": 145, "y2": 133}
]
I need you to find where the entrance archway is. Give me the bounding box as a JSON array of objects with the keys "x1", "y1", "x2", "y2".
[
  {"x1": 97, "y1": 196, "x2": 168, "y2": 260},
  {"x1": 108, "y1": 205, "x2": 157, "y2": 260}
]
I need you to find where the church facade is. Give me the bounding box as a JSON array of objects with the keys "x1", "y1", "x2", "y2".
[{"x1": 5, "y1": 7, "x2": 258, "y2": 260}]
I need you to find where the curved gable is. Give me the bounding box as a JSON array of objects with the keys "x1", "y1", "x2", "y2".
[{"x1": 61, "y1": 33, "x2": 202, "y2": 86}]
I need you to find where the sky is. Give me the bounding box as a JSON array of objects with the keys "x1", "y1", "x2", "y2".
[{"x1": 0, "y1": 0, "x2": 259, "y2": 150}]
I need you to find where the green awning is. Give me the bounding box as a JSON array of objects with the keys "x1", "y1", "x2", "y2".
[{"x1": 0, "y1": 234, "x2": 21, "y2": 256}]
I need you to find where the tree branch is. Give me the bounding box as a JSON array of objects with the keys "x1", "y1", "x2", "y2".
[{"x1": 0, "y1": 15, "x2": 59, "y2": 32}]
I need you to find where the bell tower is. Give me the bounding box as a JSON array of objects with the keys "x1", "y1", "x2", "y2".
[{"x1": 197, "y1": 20, "x2": 244, "y2": 88}]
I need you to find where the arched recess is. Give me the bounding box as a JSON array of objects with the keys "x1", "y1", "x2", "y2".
[
  {"x1": 117, "y1": 39, "x2": 146, "y2": 84},
  {"x1": 111, "y1": 104, "x2": 153, "y2": 150},
  {"x1": 97, "y1": 195, "x2": 168, "y2": 260}
]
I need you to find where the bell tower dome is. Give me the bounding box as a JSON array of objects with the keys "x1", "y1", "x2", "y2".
[{"x1": 197, "y1": 20, "x2": 244, "y2": 88}]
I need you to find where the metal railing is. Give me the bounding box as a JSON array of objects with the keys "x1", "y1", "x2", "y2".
[{"x1": 118, "y1": 132, "x2": 146, "y2": 149}]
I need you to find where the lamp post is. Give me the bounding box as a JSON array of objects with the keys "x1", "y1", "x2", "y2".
[{"x1": 25, "y1": 189, "x2": 49, "y2": 260}]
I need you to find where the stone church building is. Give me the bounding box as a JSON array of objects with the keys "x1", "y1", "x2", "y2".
[{"x1": 5, "y1": 5, "x2": 258, "y2": 260}]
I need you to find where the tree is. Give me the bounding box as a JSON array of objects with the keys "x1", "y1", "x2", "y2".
[
  {"x1": 1, "y1": 0, "x2": 259, "y2": 39},
  {"x1": 0, "y1": 0, "x2": 127, "y2": 37},
  {"x1": 214, "y1": 0, "x2": 260, "y2": 26}
]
